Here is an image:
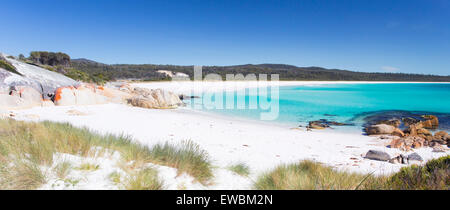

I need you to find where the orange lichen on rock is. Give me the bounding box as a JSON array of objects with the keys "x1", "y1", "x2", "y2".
[
  {"x1": 54, "y1": 86, "x2": 73, "y2": 101},
  {"x1": 389, "y1": 138, "x2": 404, "y2": 149}
]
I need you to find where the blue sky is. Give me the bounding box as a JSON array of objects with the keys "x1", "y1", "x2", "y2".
[{"x1": 1, "y1": 0, "x2": 449, "y2": 75}]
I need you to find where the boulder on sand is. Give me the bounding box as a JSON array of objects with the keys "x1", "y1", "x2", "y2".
[
  {"x1": 420, "y1": 115, "x2": 439, "y2": 129},
  {"x1": 127, "y1": 96, "x2": 158, "y2": 109},
  {"x1": 1, "y1": 85, "x2": 45, "y2": 109},
  {"x1": 364, "y1": 150, "x2": 391, "y2": 161},
  {"x1": 365, "y1": 124, "x2": 396, "y2": 135},
  {"x1": 389, "y1": 138, "x2": 404, "y2": 149},
  {"x1": 10, "y1": 86, "x2": 43, "y2": 107},
  {"x1": 53, "y1": 86, "x2": 76, "y2": 106},
  {"x1": 392, "y1": 128, "x2": 405, "y2": 137},
  {"x1": 307, "y1": 119, "x2": 353, "y2": 129},
  {"x1": 376, "y1": 119, "x2": 401, "y2": 127},
  {"x1": 0, "y1": 94, "x2": 23, "y2": 109},
  {"x1": 74, "y1": 85, "x2": 107, "y2": 105},
  {"x1": 53, "y1": 85, "x2": 108, "y2": 106},
  {"x1": 128, "y1": 87, "x2": 182, "y2": 109},
  {"x1": 434, "y1": 131, "x2": 448, "y2": 140},
  {"x1": 416, "y1": 128, "x2": 431, "y2": 136},
  {"x1": 407, "y1": 153, "x2": 423, "y2": 164}
]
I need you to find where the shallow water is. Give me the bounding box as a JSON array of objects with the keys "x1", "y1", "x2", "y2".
[{"x1": 188, "y1": 83, "x2": 450, "y2": 132}]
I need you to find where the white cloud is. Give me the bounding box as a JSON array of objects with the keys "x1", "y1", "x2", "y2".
[{"x1": 381, "y1": 66, "x2": 400, "y2": 72}]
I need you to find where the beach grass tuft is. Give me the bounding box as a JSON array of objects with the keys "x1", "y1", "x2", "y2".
[
  {"x1": 253, "y1": 160, "x2": 387, "y2": 190},
  {"x1": 124, "y1": 167, "x2": 163, "y2": 190},
  {"x1": 53, "y1": 161, "x2": 72, "y2": 179},
  {"x1": 108, "y1": 171, "x2": 122, "y2": 185},
  {"x1": 147, "y1": 140, "x2": 213, "y2": 185},
  {"x1": 0, "y1": 160, "x2": 47, "y2": 190},
  {"x1": 76, "y1": 163, "x2": 100, "y2": 171},
  {"x1": 228, "y1": 163, "x2": 250, "y2": 177}
]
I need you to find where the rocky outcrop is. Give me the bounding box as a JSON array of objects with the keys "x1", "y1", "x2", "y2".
[
  {"x1": 127, "y1": 87, "x2": 183, "y2": 109},
  {"x1": 0, "y1": 53, "x2": 184, "y2": 110},
  {"x1": 364, "y1": 113, "x2": 448, "y2": 151},
  {"x1": 1, "y1": 52, "x2": 79, "y2": 109},
  {"x1": 420, "y1": 115, "x2": 439, "y2": 129},
  {"x1": 407, "y1": 152, "x2": 423, "y2": 164},
  {"x1": 365, "y1": 124, "x2": 397, "y2": 135},
  {"x1": 376, "y1": 119, "x2": 401, "y2": 128},
  {"x1": 388, "y1": 154, "x2": 408, "y2": 164},
  {"x1": 0, "y1": 85, "x2": 51, "y2": 109},
  {"x1": 53, "y1": 85, "x2": 119, "y2": 106},
  {"x1": 364, "y1": 150, "x2": 391, "y2": 161},
  {"x1": 306, "y1": 119, "x2": 354, "y2": 129},
  {"x1": 1, "y1": 53, "x2": 78, "y2": 99},
  {"x1": 388, "y1": 153, "x2": 423, "y2": 165}
]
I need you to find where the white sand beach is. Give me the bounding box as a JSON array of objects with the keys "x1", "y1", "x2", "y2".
[
  {"x1": 10, "y1": 81, "x2": 449, "y2": 190},
  {"x1": 132, "y1": 80, "x2": 450, "y2": 95}
]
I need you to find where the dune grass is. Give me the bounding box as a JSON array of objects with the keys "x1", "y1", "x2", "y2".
[
  {"x1": 53, "y1": 161, "x2": 72, "y2": 179},
  {"x1": 228, "y1": 163, "x2": 250, "y2": 177},
  {"x1": 108, "y1": 171, "x2": 122, "y2": 185},
  {"x1": 0, "y1": 160, "x2": 47, "y2": 190},
  {"x1": 76, "y1": 163, "x2": 100, "y2": 171},
  {"x1": 254, "y1": 157, "x2": 450, "y2": 190},
  {"x1": 124, "y1": 167, "x2": 164, "y2": 190},
  {"x1": 253, "y1": 160, "x2": 388, "y2": 190},
  {"x1": 0, "y1": 118, "x2": 213, "y2": 189},
  {"x1": 147, "y1": 141, "x2": 213, "y2": 185}
]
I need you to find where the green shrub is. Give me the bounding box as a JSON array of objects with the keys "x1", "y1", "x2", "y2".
[
  {"x1": 0, "y1": 60, "x2": 22, "y2": 75},
  {"x1": 387, "y1": 155, "x2": 449, "y2": 190},
  {"x1": 64, "y1": 68, "x2": 91, "y2": 82}
]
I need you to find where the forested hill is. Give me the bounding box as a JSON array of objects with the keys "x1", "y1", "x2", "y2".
[
  {"x1": 10, "y1": 51, "x2": 450, "y2": 83},
  {"x1": 71, "y1": 59, "x2": 450, "y2": 82}
]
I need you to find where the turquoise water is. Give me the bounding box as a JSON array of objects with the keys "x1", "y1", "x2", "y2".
[{"x1": 188, "y1": 83, "x2": 450, "y2": 131}]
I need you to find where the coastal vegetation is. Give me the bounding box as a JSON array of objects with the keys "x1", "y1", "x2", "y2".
[
  {"x1": 11, "y1": 51, "x2": 450, "y2": 83},
  {"x1": 227, "y1": 163, "x2": 251, "y2": 177},
  {"x1": 123, "y1": 167, "x2": 163, "y2": 190},
  {"x1": 253, "y1": 157, "x2": 449, "y2": 190},
  {"x1": 253, "y1": 160, "x2": 387, "y2": 190},
  {"x1": 0, "y1": 59, "x2": 22, "y2": 75},
  {"x1": 70, "y1": 60, "x2": 450, "y2": 82},
  {"x1": 16, "y1": 51, "x2": 109, "y2": 84},
  {"x1": 147, "y1": 141, "x2": 213, "y2": 185},
  {"x1": 0, "y1": 118, "x2": 212, "y2": 189},
  {"x1": 29, "y1": 51, "x2": 71, "y2": 67},
  {"x1": 388, "y1": 155, "x2": 449, "y2": 190}
]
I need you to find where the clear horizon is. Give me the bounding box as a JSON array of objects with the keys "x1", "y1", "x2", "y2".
[{"x1": 1, "y1": 0, "x2": 449, "y2": 75}]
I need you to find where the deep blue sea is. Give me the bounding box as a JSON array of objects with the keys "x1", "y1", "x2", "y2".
[{"x1": 188, "y1": 83, "x2": 450, "y2": 132}]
